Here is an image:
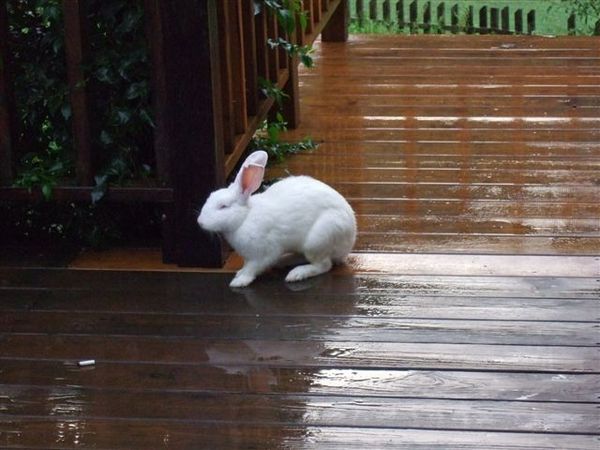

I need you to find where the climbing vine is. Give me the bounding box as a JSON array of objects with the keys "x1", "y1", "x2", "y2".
[{"x1": 251, "y1": 0, "x2": 317, "y2": 163}]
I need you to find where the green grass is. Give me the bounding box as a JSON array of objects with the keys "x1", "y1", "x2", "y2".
[{"x1": 349, "y1": 0, "x2": 600, "y2": 35}]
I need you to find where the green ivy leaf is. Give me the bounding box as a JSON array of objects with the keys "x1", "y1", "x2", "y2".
[
  {"x1": 299, "y1": 12, "x2": 308, "y2": 32},
  {"x1": 253, "y1": 0, "x2": 263, "y2": 15},
  {"x1": 41, "y1": 183, "x2": 53, "y2": 200},
  {"x1": 100, "y1": 130, "x2": 113, "y2": 145},
  {"x1": 60, "y1": 104, "x2": 71, "y2": 120},
  {"x1": 91, "y1": 187, "x2": 105, "y2": 204},
  {"x1": 116, "y1": 110, "x2": 131, "y2": 124}
]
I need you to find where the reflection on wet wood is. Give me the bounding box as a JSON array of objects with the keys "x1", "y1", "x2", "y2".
[
  {"x1": 1, "y1": 421, "x2": 598, "y2": 450},
  {"x1": 1, "y1": 269, "x2": 598, "y2": 297},
  {"x1": 2, "y1": 360, "x2": 598, "y2": 402},
  {"x1": 274, "y1": 35, "x2": 600, "y2": 257},
  {"x1": 3, "y1": 311, "x2": 597, "y2": 346},
  {"x1": 2, "y1": 334, "x2": 598, "y2": 372},
  {"x1": 0, "y1": 268, "x2": 598, "y2": 448},
  {"x1": 1, "y1": 385, "x2": 598, "y2": 433},
  {"x1": 2, "y1": 33, "x2": 599, "y2": 449}
]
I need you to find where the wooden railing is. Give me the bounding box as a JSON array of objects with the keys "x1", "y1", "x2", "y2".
[{"x1": 0, "y1": 0, "x2": 348, "y2": 267}]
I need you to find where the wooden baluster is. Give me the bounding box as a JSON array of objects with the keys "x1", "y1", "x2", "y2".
[
  {"x1": 145, "y1": 0, "x2": 225, "y2": 267},
  {"x1": 63, "y1": 0, "x2": 95, "y2": 185},
  {"x1": 144, "y1": 0, "x2": 170, "y2": 185},
  {"x1": 303, "y1": 0, "x2": 314, "y2": 37},
  {"x1": 216, "y1": 0, "x2": 235, "y2": 152},
  {"x1": 282, "y1": 24, "x2": 299, "y2": 128},
  {"x1": 0, "y1": 0, "x2": 15, "y2": 185},
  {"x1": 313, "y1": 0, "x2": 322, "y2": 23},
  {"x1": 322, "y1": 0, "x2": 349, "y2": 42},
  {"x1": 242, "y1": 0, "x2": 258, "y2": 116},
  {"x1": 229, "y1": 0, "x2": 248, "y2": 134},
  {"x1": 266, "y1": 10, "x2": 279, "y2": 82},
  {"x1": 278, "y1": 19, "x2": 288, "y2": 71},
  {"x1": 255, "y1": 8, "x2": 270, "y2": 83}
]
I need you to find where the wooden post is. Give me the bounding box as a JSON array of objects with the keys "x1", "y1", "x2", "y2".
[
  {"x1": 0, "y1": 0, "x2": 15, "y2": 185},
  {"x1": 148, "y1": 0, "x2": 225, "y2": 267},
  {"x1": 322, "y1": 0, "x2": 349, "y2": 42},
  {"x1": 63, "y1": 0, "x2": 95, "y2": 185}
]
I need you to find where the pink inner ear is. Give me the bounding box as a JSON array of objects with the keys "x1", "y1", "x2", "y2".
[{"x1": 241, "y1": 164, "x2": 265, "y2": 196}]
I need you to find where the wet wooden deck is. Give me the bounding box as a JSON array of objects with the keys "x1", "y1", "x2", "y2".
[
  {"x1": 277, "y1": 34, "x2": 600, "y2": 256},
  {"x1": 1, "y1": 35, "x2": 599, "y2": 449}
]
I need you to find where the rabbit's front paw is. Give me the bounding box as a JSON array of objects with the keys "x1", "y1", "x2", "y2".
[{"x1": 230, "y1": 273, "x2": 255, "y2": 288}]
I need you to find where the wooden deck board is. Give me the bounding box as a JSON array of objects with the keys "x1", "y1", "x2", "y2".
[{"x1": 1, "y1": 34, "x2": 599, "y2": 448}]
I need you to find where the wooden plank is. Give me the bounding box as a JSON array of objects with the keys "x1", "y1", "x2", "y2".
[
  {"x1": 310, "y1": 47, "x2": 600, "y2": 58},
  {"x1": 329, "y1": 183, "x2": 600, "y2": 202},
  {"x1": 348, "y1": 198, "x2": 600, "y2": 218},
  {"x1": 0, "y1": 0, "x2": 15, "y2": 185},
  {"x1": 284, "y1": 129, "x2": 600, "y2": 143},
  {"x1": 1, "y1": 288, "x2": 597, "y2": 322},
  {"x1": 298, "y1": 73, "x2": 600, "y2": 83},
  {"x1": 62, "y1": 0, "x2": 94, "y2": 185},
  {"x1": 342, "y1": 34, "x2": 600, "y2": 49},
  {"x1": 2, "y1": 360, "x2": 597, "y2": 402},
  {"x1": 353, "y1": 217, "x2": 600, "y2": 236},
  {"x1": 1, "y1": 386, "x2": 598, "y2": 433},
  {"x1": 298, "y1": 95, "x2": 600, "y2": 109},
  {"x1": 313, "y1": 56, "x2": 600, "y2": 67},
  {"x1": 0, "y1": 335, "x2": 597, "y2": 373},
  {"x1": 355, "y1": 234, "x2": 600, "y2": 255},
  {"x1": 2, "y1": 311, "x2": 597, "y2": 346},
  {"x1": 297, "y1": 140, "x2": 600, "y2": 157},
  {"x1": 1, "y1": 421, "x2": 597, "y2": 450},
  {"x1": 0, "y1": 269, "x2": 597, "y2": 298},
  {"x1": 285, "y1": 156, "x2": 600, "y2": 172},
  {"x1": 271, "y1": 166, "x2": 600, "y2": 185},
  {"x1": 64, "y1": 251, "x2": 599, "y2": 278},
  {"x1": 301, "y1": 104, "x2": 600, "y2": 118},
  {"x1": 298, "y1": 105, "x2": 600, "y2": 118}
]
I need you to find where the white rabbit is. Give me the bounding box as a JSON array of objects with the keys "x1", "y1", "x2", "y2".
[{"x1": 197, "y1": 150, "x2": 356, "y2": 287}]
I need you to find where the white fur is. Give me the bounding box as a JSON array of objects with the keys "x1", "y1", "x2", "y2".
[{"x1": 197, "y1": 151, "x2": 356, "y2": 287}]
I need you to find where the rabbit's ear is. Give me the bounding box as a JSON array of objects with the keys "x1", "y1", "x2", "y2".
[
  {"x1": 234, "y1": 151, "x2": 268, "y2": 197},
  {"x1": 243, "y1": 150, "x2": 268, "y2": 168},
  {"x1": 241, "y1": 163, "x2": 265, "y2": 197}
]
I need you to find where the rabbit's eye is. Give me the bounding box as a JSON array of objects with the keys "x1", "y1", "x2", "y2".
[{"x1": 218, "y1": 204, "x2": 227, "y2": 210}]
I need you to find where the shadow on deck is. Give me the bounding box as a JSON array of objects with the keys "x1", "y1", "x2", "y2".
[{"x1": 1, "y1": 35, "x2": 599, "y2": 449}]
